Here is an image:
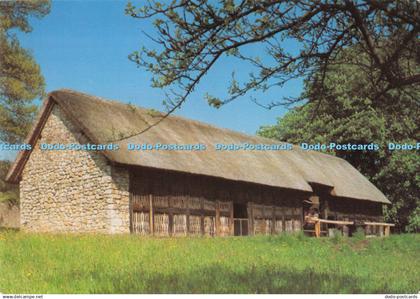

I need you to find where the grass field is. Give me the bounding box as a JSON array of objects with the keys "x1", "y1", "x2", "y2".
[{"x1": 0, "y1": 231, "x2": 419, "y2": 294}]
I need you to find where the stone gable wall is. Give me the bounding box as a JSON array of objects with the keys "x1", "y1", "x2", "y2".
[{"x1": 19, "y1": 104, "x2": 130, "y2": 233}]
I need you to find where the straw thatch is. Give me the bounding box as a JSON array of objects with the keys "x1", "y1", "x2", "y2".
[{"x1": 7, "y1": 89, "x2": 390, "y2": 204}]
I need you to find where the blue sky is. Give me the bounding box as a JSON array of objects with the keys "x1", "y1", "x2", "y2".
[{"x1": 2, "y1": 0, "x2": 303, "y2": 160}]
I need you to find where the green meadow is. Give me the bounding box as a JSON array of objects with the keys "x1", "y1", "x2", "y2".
[{"x1": 0, "y1": 231, "x2": 418, "y2": 294}]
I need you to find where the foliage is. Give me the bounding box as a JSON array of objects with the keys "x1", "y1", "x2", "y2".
[
  {"x1": 258, "y1": 54, "x2": 419, "y2": 232},
  {"x1": 0, "y1": 160, "x2": 18, "y2": 206},
  {"x1": 0, "y1": 232, "x2": 418, "y2": 293},
  {"x1": 0, "y1": 0, "x2": 50, "y2": 143},
  {"x1": 377, "y1": 151, "x2": 419, "y2": 232},
  {"x1": 330, "y1": 229, "x2": 345, "y2": 244},
  {"x1": 352, "y1": 228, "x2": 366, "y2": 241},
  {"x1": 0, "y1": 191, "x2": 18, "y2": 206},
  {"x1": 126, "y1": 0, "x2": 419, "y2": 125},
  {"x1": 406, "y1": 207, "x2": 420, "y2": 233}
]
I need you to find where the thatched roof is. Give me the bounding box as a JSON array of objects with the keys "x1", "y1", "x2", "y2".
[{"x1": 7, "y1": 89, "x2": 390, "y2": 204}]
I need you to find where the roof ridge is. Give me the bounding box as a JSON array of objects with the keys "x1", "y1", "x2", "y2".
[
  {"x1": 51, "y1": 89, "x2": 344, "y2": 161},
  {"x1": 52, "y1": 89, "x2": 283, "y2": 144}
]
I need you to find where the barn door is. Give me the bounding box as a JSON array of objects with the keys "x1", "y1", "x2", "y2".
[{"x1": 233, "y1": 203, "x2": 248, "y2": 236}]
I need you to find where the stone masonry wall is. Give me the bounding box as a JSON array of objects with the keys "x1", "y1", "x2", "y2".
[{"x1": 19, "y1": 104, "x2": 130, "y2": 233}]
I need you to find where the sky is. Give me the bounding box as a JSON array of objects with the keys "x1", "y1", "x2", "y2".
[{"x1": 1, "y1": 0, "x2": 303, "y2": 160}]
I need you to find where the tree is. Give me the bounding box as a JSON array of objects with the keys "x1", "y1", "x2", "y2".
[
  {"x1": 0, "y1": 0, "x2": 50, "y2": 143},
  {"x1": 126, "y1": 0, "x2": 419, "y2": 128},
  {"x1": 258, "y1": 53, "x2": 419, "y2": 232},
  {"x1": 0, "y1": 160, "x2": 18, "y2": 206},
  {"x1": 0, "y1": 0, "x2": 49, "y2": 206}
]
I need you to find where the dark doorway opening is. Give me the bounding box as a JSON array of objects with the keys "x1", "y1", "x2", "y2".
[{"x1": 234, "y1": 203, "x2": 248, "y2": 236}]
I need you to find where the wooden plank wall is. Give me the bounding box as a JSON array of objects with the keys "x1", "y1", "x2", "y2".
[
  {"x1": 251, "y1": 204, "x2": 302, "y2": 235},
  {"x1": 308, "y1": 183, "x2": 386, "y2": 236},
  {"x1": 130, "y1": 167, "x2": 309, "y2": 237},
  {"x1": 327, "y1": 196, "x2": 384, "y2": 223}
]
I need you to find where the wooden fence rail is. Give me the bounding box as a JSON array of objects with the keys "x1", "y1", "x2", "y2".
[{"x1": 306, "y1": 217, "x2": 395, "y2": 238}]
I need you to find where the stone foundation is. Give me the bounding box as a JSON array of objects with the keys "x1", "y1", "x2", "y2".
[{"x1": 19, "y1": 104, "x2": 130, "y2": 233}]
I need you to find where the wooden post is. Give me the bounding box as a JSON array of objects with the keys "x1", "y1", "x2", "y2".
[
  {"x1": 322, "y1": 199, "x2": 329, "y2": 234},
  {"x1": 263, "y1": 206, "x2": 268, "y2": 235},
  {"x1": 129, "y1": 192, "x2": 133, "y2": 234},
  {"x1": 149, "y1": 194, "x2": 154, "y2": 235},
  {"x1": 215, "y1": 200, "x2": 220, "y2": 236},
  {"x1": 200, "y1": 198, "x2": 205, "y2": 236},
  {"x1": 168, "y1": 198, "x2": 173, "y2": 236},
  {"x1": 229, "y1": 202, "x2": 234, "y2": 236},
  {"x1": 315, "y1": 220, "x2": 321, "y2": 238},
  {"x1": 384, "y1": 226, "x2": 390, "y2": 237},
  {"x1": 282, "y1": 210, "x2": 286, "y2": 233},
  {"x1": 248, "y1": 202, "x2": 254, "y2": 236},
  {"x1": 300, "y1": 206, "x2": 304, "y2": 231},
  {"x1": 186, "y1": 209, "x2": 190, "y2": 236},
  {"x1": 271, "y1": 205, "x2": 276, "y2": 235}
]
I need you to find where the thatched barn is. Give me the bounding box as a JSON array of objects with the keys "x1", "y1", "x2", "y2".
[{"x1": 6, "y1": 89, "x2": 391, "y2": 236}]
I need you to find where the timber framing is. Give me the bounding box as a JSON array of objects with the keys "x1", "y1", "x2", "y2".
[{"x1": 129, "y1": 166, "x2": 306, "y2": 236}]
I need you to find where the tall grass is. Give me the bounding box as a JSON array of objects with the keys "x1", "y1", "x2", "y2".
[{"x1": 0, "y1": 231, "x2": 418, "y2": 294}]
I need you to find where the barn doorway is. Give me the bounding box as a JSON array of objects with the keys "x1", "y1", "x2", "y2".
[{"x1": 233, "y1": 203, "x2": 248, "y2": 236}]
